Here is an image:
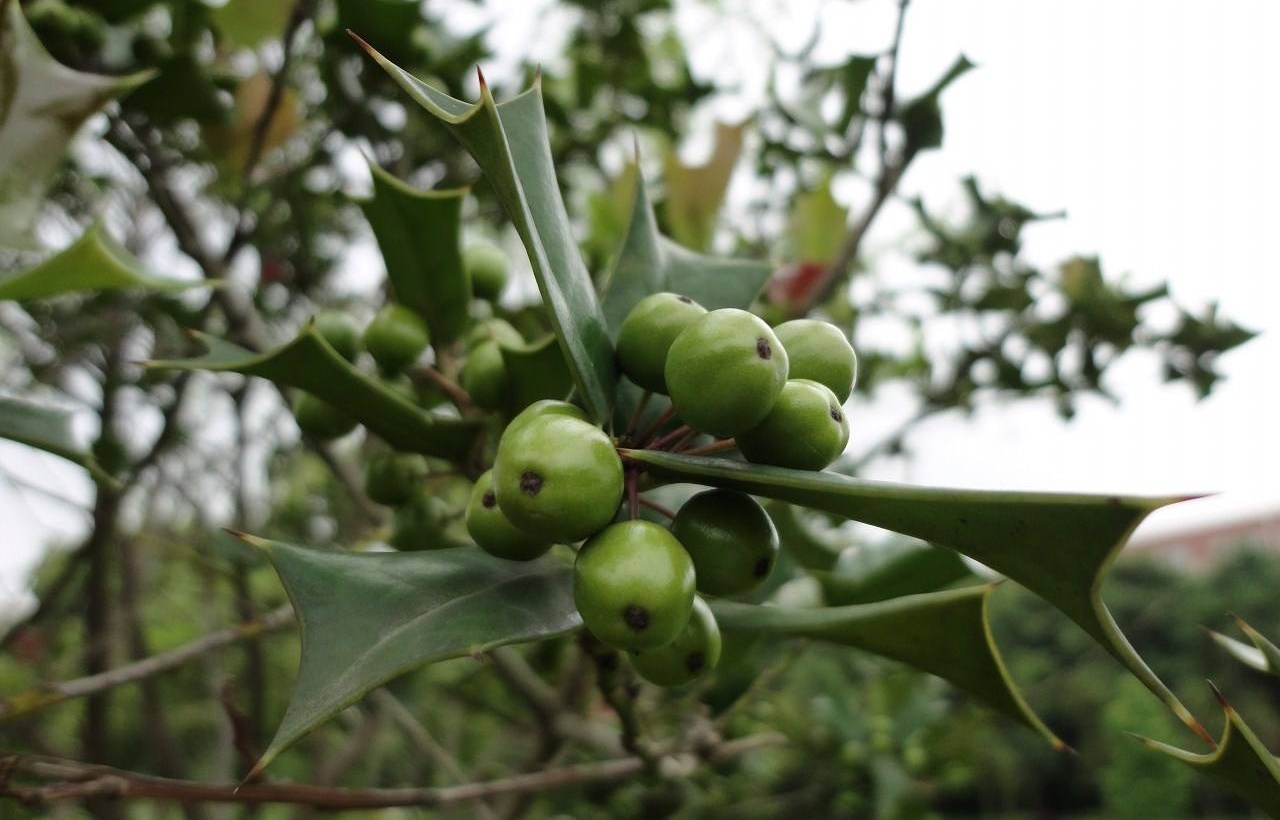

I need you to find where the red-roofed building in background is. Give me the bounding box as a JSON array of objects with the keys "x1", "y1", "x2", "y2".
[{"x1": 1126, "y1": 508, "x2": 1280, "y2": 573}]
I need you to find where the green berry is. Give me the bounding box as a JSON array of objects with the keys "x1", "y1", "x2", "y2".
[
  {"x1": 364, "y1": 449, "x2": 429, "y2": 506},
  {"x1": 465, "y1": 470, "x2": 553, "y2": 561},
  {"x1": 313, "y1": 311, "x2": 362, "y2": 363},
  {"x1": 616, "y1": 293, "x2": 707, "y2": 394},
  {"x1": 389, "y1": 491, "x2": 453, "y2": 551},
  {"x1": 671, "y1": 489, "x2": 779, "y2": 596},
  {"x1": 292, "y1": 392, "x2": 357, "y2": 440},
  {"x1": 574, "y1": 520, "x2": 695, "y2": 650},
  {"x1": 773, "y1": 319, "x2": 857, "y2": 402},
  {"x1": 363, "y1": 304, "x2": 430, "y2": 375},
  {"x1": 493, "y1": 415, "x2": 623, "y2": 542},
  {"x1": 630, "y1": 597, "x2": 721, "y2": 686},
  {"x1": 465, "y1": 244, "x2": 510, "y2": 301},
  {"x1": 664, "y1": 309, "x2": 789, "y2": 436},
  {"x1": 737, "y1": 379, "x2": 849, "y2": 470},
  {"x1": 461, "y1": 341, "x2": 509, "y2": 412},
  {"x1": 506, "y1": 399, "x2": 590, "y2": 438},
  {"x1": 466, "y1": 318, "x2": 524, "y2": 349}
]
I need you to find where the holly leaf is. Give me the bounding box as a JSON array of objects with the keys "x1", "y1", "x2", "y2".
[
  {"x1": 240, "y1": 536, "x2": 580, "y2": 776},
  {"x1": 0, "y1": 0, "x2": 153, "y2": 248},
  {"x1": 786, "y1": 174, "x2": 848, "y2": 264},
  {"x1": 814, "y1": 540, "x2": 975, "y2": 606},
  {"x1": 625, "y1": 449, "x2": 1212, "y2": 744},
  {"x1": 356, "y1": 38, "x2": 615, "y2": 422},
  {"x1": 1135, "y1": 688, "x2": 1280, "y2": 817},
  {"x1": 359, "y1": 163, "x2": 470, "y2": 347},
  {"x1": 1211, "y1": 616, "x2": 1280, "y2": 678},
  {"x1": 0, "y1": 395, "x2": 111, "y2": 484},
  {"x1": 500, "y1": 334, "x2": 573, "y2": 415},
  {"x1": 0, "y1": 224, "x2": 206, "y2": 300},
  {"x1": 712, "y1": 585, "x2": 1061, "y2": 747},
  {"x1": 144, "y1": 327, "x2": 483, "y2": 462},
  {"x1": 769, "y1": 501, "x2": 845, "y2": 571},
  {"x1": 600, "y1": 172, "x2": 772, "y2": 336},
  {"x1": 662, "y1": 120, "x2": 747, "y2": 252}
]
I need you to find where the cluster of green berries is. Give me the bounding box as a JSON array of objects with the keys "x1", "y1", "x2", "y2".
[{"x1": 463, "y1": 292, "x2": 857, "y2": 688}]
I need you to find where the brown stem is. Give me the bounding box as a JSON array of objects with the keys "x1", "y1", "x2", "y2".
[
  {"x1": 622, "y1": 391, "x2": 653, "y2": 442},
  {"x1": 667, "y1": 427, "x2": 698, "y2": 453},
  {"x1": 635, "y1": 405, "x2": 676, "y2": 448},
  {"x1": 408, "y1": 364, "x2": 474, "y2": 412},
  {"x1": 648, "y1": 424, "x2": 692, "y2": 452},
  {"x1": 626, "y1": 469, "x2": 640, "y2": 521},
  {"x1": 680, "y1": 439, "x2": 738, "y2": 458},
  {"x1": 637, "y1": 497, "x2": 676, "y2": 520}
]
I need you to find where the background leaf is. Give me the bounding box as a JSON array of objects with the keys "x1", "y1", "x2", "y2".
[
  {"x1": 0, "y1": 395, "x2": 110, "y2": 483},
  {"x1": 600, "y1": 172, "x2": 773, "y2": 335},
  {"x1": 712, "y1": 586, "x2": 1062, "y2": 747},
  {"x1": 360, "y1": 163, "x2": 470, "y2": 347},
  {"x1": 662, "y1": 119, "x2": 747, "y2": 252},
  {"x1": 814, "y1": 540, "x2": 975, "y2": 606},
  {"x1": 0, "y1": 224, "x2": 206, "y2": 300},
  {"x1": 145, "y1": 328, "x2": 483, "y2": 462},
  {"x1": 358, "y1": 40, "x2": 616, "y2": 421},
  {"x1": 626, "y1": 449, "x2": 1211, "y2": 743},
  {"x1": 1211, "y1": 617, "x2": 1280, "y2": 678},
  {"x1": 243, "y1": 537, "x2": 580, "y2": 774}
]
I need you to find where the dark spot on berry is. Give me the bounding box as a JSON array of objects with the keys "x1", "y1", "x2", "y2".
[
  {"x1": 520, "y1": 471, "x2": 543, "y2": 496},
  {"x1": 754, "y1": 557, "x2": 771, "y2": 578},
  {"x1": 598, "y1": 652, "x2": 619, "y2": 672},
  {"x1": 685, "y1": 652, "x2": 705, "y2": 673},
  {"x1": 676, "y1": 295, "x2": 693, "y2": 304},
  {"x1": 482, "y1": 490, "x2": 497, "y2": 509},
  {"x1": 623, "y1": 605, "x2": 650, "y2": 632},
  {"x1": 756, "y1": 338, "x2": 772, "y2": 360},
  {"x1": 830, "y1": 406, "x2": 843, "y2": 423}
]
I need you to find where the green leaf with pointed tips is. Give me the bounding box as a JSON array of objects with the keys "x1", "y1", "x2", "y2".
[
  {"x1": 1136, "y1": 694, "x2": 1280, "y2": 818},
  {"x1": 0, "y1": 224, "x2": 206, "y2": 300},
  {"x1": 600, "y1": 172, "x2": 773, "y2": 336},
  {"x1": 1211, "y1": 617, "x2": 1280, "y2": 678},
  {"x1": 145, "y1": 328, "x2": 483, "y2": 461},
  {"x1": 768, "y1": 501, "x2": 844, "y2": 571},
  {"x1": 625, "y1": 449, "x2": 1211, "y2": 743},
  {"x1": 711, "y1": 586, "x2": 1061, "y2": 747},
  {"x1": 500, "y1": 334, "x2": 572, "y2": 415},
  {"x1": 0, "y1": 1, "x2": 153, "y2": 248},
  {"x1": 360, "y1": 164, "x2": 470, "y2": 347},
  {"x1": 357, "y1": 39, "x2": 614, "y2": 422},
  {"x1": 245, "y1": 537, "x2": 580, "y2": 775},
  {"x1": 0, "y1": 396, "x2": 112, "y2": 483},
  {"x1": 815, "y1": 540, "x2": 975, "y2": 606}
]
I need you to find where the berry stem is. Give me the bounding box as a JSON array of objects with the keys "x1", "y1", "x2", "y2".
[
  {"x1": 635, "y1": 404, "x2": 677, "y2": 447},
  {"x1": 680, "y1": 438, "x2": 737, "y2": 457},
  {"x1": 637, "y1": 496, "x2": 675, "y2": 519},
  {"x1": 410, "y1": 364, "x2": 473, "y2": 412},
  {"x1": 625, "y1": 467, "x2": 640, "y2": 520},
  {"x1": 622, "y1": 390, "x2": 653, "y2": 443},
  {"x1": 667, "y1": 427, "x2": 698, "y2": 453},
  {"x1": 648, "y1": 424, "x2": 692, "y2": 451}
]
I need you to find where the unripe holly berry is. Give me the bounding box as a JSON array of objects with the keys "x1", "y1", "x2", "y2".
[
  {"x1": 364, "y1": 449, "x2": 429, "y2": 506},
  {"x1": 461, "y1": 341, "x2": 509, "y2": 412},
  {"x1": 292, "y1": 392, "x2": 357, "y2": 440},
  {"x1": 464, "y1": 244, "x2": 510, "y2": 301},
  {"x1": 493, "y1": 415, "x2": 623, "y2": 542},
  {"x1": 506, "y1": 399, "x2": 590, "y2": 438},
  {"x1": 773, "y1": 319, "x2": 857, "y2": 402},
  {"x1": 390, "y1": 490, "x2": 454, "y2": 551},
  {"x1": 313, "y1": 311, "x2": 362, "y2": 363},
  {"x1": 630, "y1": 596, "x2": 722, "y2": 687},
  {"x1": 363, "y1": 304, "x2": 430, "y2": 375},
  {"x1": 671, "y1": 489, "x2": 779, "y2": 596},
  {"x1": 664, "y1": 309, "x2": 789, "y2": 437},
  {"x1": 616, "y1": 292, "x2": 707, "y2": 394},
  {"x1": 574, "y1": 520, "x2": 695, "y2": 650},
  {"x1": 465, "y1": 470, "x2": 552, "y2": 561},
  {"x1": 737, "y1": 379, "x2": 849, "y2": 470},
  {"x1": 466, "y1": 318, "x2": 524, "y2": 349}
]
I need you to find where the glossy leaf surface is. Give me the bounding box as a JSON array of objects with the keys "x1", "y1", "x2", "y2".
[{"x1": 0, "y1": 396, "x2": 110, "y2": 483}]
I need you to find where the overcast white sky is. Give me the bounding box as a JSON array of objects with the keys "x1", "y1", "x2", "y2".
[{"x1": 2, "y1": 0, "x2": 1277, "y2": 612}]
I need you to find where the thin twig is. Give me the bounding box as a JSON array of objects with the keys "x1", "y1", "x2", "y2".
[
  {"x1": 0, "y1": 607, "x2": 294, "y2": 721},
  {"x1": 622, "y1": 391, "x2": 653, "y2": 442},
  {"x1": 648, "y1": 424, "x2": 692, "y2": 452},
  {"x1": 1, "y1": 734, "x2": 785, "y2": 808},
  {"x1": 635, "y1": 404, "x2": 676, "y2": 447},
  {"x1": 407, "y1": 364, "x2": 474, "y2": 413}
]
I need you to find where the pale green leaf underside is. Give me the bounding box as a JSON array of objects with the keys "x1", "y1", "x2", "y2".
[
  {"x1": 246, "y1": 538, "x2": 580, "y2": 775},
  {"x1": 357, "y1": 39, "x2": 615, "y2": 422},
  {"x1": 1211, "y1": 618, "x2": 1280, "y2": 678},
  {"x1": 144, "y1": 328, "x2": 483, "y2": 461},
  {"x1": 600, "y1": 173, "x2": 773, "y2": 336},
  {"x1": 0, "y1": 395, "x2": 111, "y2": 483},
  {"x1": 712, "y1": 586, "x2": 1061, "y2": 748},
  {"x1": 1137, "y1": 698, "x2": 1280, "y2": 818},
  {"x1": 359, "y1": 164, "x2": 470, "y2": 347},
  {"x1": 626, "y1": 450, "x2": 1209, "y2": 741},
  {"x1": 0, "y1": 224, "x2": 205, "y2": 300},
  {"x1": 0, "y1": 1, "x2": 152, "y2": 248}
]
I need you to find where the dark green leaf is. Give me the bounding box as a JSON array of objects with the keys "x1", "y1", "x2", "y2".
[
  {"x1": 898, "y1": 54, "x2": 974, "y2": 155},
  {"x1": 814, "y1": 540, "x2": 975, "y2": 606},
  {"x1": 711, "y1": 586, "x2": 1061, "y2": 747},
  {"x1": 242, "y1": 536, "x2": 580, "y2": 775},
  {"x1": 0, "y1": 224, "x2": 206, "y2": 300},
  {"x1": 500, "y1": 334, "x2": 573, "y2": 414},
  {"x1": 145, "y1": 328, "x2": 483, "y2": 461},
  {"x1": 357, "y1": 40, "x2": 615, "y2": 421},
  {"x1": 625, "y1": 449, "x2": 1211, "y2": 743},
  {"x1": 1136, "y1": 692, "x2": 1280, "y2": 817},
  {"x1": 600, "y1": 172, "x2": 772, "y2": 335},
  {"x1": 0, "y1": 396, "x2": 111, "y2": 483},
  {"x1": 124, "y1": 54, "x2": 228, "y2": 124},
  {"x1": 360, "y1": 163, "x2": 470, "y2": 347}
]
